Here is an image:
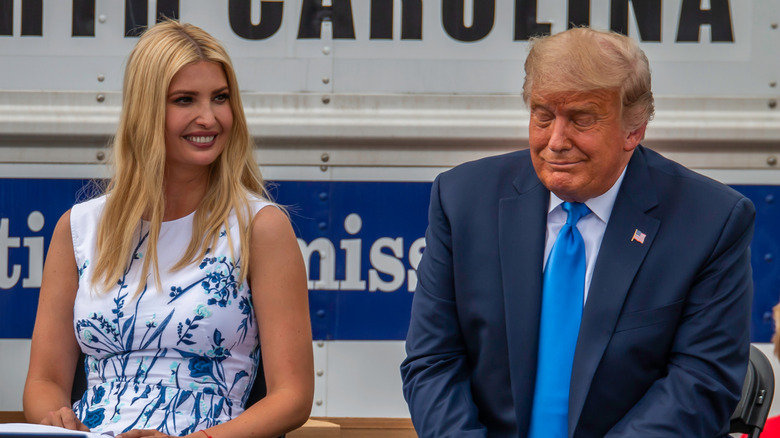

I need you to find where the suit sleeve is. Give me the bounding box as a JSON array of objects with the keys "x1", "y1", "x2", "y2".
[
  {"x1": 400, "y1": 176, "x2": 488, "y2": 437},
  {"x1": 606, "y1": 196, "x2": 755, "y2": 437}
]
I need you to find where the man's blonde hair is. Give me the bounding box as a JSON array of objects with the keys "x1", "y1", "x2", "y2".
[
  {"x1": 93, "y1": 20, "x2": 268, "y2": 296},
  {"x1": 523, "y1": 27, "x2": 655, "y2": 131}
]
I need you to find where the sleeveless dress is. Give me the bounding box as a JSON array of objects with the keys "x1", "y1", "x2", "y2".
[{"x1": 70, "y1": 195, "x2": 271, "y2": 436}]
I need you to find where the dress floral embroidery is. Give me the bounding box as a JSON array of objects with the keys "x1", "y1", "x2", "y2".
[{"x1": 70, "y1": 196, "x2": 270, "y2": 436}]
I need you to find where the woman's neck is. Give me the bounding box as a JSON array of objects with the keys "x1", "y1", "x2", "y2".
[{"x1": 162, "y1": 167, "x2": 210, "y2": 221}]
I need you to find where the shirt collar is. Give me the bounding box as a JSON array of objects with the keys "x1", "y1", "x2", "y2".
[{"x1": 547, "y1": 166, "x2": 628, "y2": 225}]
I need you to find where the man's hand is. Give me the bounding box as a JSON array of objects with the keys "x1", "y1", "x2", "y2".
[{"x1": 40, "y1": 407, "x2": 89, "y2": 431}]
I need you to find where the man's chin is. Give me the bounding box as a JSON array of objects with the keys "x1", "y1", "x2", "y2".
[{"x1": 541, "y1": 174, "x2": 582, "y2": 198}]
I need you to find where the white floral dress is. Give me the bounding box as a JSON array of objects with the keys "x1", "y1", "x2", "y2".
[{"x1": 70, "y1": 195, "x2": 271, "y2": 436}]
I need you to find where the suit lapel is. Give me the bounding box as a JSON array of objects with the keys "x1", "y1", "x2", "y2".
[
  {"x1": 500, "y1": 166, "x2": 548, "y2": 434},
  {"x1": 568, "y1": 148, "x2": 661, "y2": 435}
]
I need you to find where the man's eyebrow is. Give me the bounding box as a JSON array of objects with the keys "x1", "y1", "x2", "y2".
[{"x1": 568, "y1": 102, "x2": 601, "y2": 113}]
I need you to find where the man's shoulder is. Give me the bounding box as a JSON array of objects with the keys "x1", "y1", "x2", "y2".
[
  {"x1": 638, "y1": 146, "x2": 747, "y2": 204},
  {"x1": 439, "y1": 149, "x2": 531, "y2": 184},
  {"x1": 433, "y1": 150, "x2": 536, "y2": 203}
]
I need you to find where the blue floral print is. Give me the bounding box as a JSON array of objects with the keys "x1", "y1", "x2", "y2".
[{"x1": 82, "y1": 408, "x2": 106, "y2": 428}]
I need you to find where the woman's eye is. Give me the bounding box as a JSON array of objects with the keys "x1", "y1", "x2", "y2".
[
  {"x1": 173, "y1": 96, "x2": 192, "y2": 104},
  {"x1": 214, "y1": 93, "x2": 229, "y2": 103}
]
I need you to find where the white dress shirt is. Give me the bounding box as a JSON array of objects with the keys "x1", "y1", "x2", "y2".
[{"x1": 543, "y1": 167, "x2": 627, "y2": 303}]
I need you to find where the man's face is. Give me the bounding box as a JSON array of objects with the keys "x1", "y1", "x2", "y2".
[{"x1": 528, "y1": 88, "x2": 644, "y2": 202}]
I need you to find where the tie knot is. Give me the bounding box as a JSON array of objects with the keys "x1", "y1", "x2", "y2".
[{"x1": 562, "y1": 202, "x2": 590, "y2": 226}]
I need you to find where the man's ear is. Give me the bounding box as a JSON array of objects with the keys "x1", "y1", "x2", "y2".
[{"x1": 624, "y1": 122, "x2": 647, "y2": 152}]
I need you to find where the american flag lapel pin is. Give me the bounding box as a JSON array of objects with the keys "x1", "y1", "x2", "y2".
[{"x1": 631, "y1": 229, "x2": 647, "y2": 244}]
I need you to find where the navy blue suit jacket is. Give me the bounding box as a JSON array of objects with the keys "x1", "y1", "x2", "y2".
[{"x1": 401, "y1": 146, "x2": 755, "y2": 437}]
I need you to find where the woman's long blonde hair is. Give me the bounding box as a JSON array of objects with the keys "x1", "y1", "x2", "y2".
[{"x1": 92, "y1": 20, "x2": 269, "y2": 296}]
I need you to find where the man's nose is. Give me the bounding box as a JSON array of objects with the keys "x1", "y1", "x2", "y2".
[{"x1": 547, "y1": 117, "x2": 570, "y2": 152}]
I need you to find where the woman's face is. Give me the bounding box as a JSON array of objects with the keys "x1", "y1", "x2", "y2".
[{"x1": 164, "y1": 61, "x2": 233, "y2": 173}]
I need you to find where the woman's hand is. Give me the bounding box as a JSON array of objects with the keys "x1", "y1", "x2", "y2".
[{"x1": 40, "y1": 406, "x2": 89, "y2": 431}]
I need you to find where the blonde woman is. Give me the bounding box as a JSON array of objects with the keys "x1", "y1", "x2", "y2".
[{"x1": 21, "y1": 21, "x2": 313, "y2": 438}]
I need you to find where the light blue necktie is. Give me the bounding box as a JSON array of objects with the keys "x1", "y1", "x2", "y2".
[{"x1": 528, "y1": 201, "x2": 590, "y2": 438}]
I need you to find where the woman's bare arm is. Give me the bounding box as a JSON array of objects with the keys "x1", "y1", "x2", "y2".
[{"x1": 23, "y1": 210, "x2": 87, "y2": 431}]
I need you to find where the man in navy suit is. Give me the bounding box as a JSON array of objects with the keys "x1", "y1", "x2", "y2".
[{"x1": 401, "y1": 27, "x2": 755, "y2": 437}]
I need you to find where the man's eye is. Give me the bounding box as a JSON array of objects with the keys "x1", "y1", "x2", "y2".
[
  {"x1": 533, "y1": 111, "x2": 553, "y2": 123},
  {"x1": 573, "y1": 115, "x2": 595, "y2": 127}
]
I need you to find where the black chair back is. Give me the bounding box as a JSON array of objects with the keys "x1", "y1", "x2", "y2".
[
  {"x1": 71, "y1": 352, "x2": 88, "y2": 405},
  {"x1": 730, "y1": 345, "x2": 775, "y2": 438},
  {"x1": 245, "y1": 349, "x2": 268, "y2": 406}
]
